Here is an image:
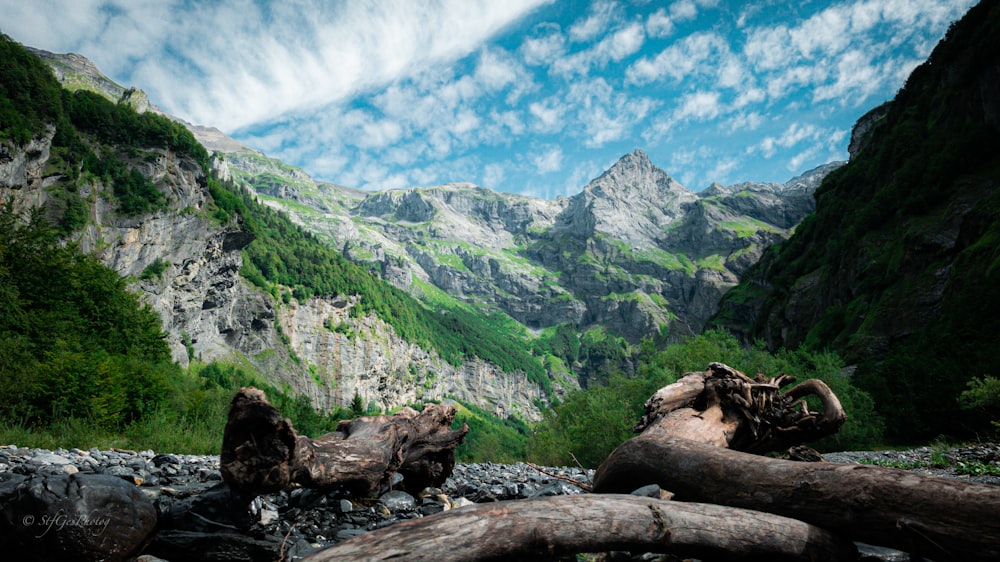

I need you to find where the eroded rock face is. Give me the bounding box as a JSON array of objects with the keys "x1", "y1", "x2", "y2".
[
  {"x1": 275, "y1": 296, "x2": 552, "y2": 419},
  {"x1": 0, "y1": 126, "x2": 54, "y2": 191}
]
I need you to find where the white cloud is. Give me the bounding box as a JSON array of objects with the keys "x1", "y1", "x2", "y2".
[
  {"x1": 707, "y1": 157, "x2": 739, "y2": 184},
  {"x1": 8, "y1": 0, "x2": 549, "y2": 133},
  {"x1": 520, "y1": 25, "x2": 566, "y2": 66},
  {"x1": 626, "y1": 31, "x2": 728, "y2": 85},
  {"x1": 566, "y1": 78, "x2": 658, "y2": 147},
  {"x1": 743, "y1": 25, "x2": 797, "y2": 71},
  {"x1": 568, "y1": 0, "x2": 617, "y2": 42},
  {"x1": 726, "y1": 111, "x2": 764, "y2": 132},
  {"x1": 812, "y1": 49, "x2": 882, "y2": 103},
  {"x1": 669, "y1": 0, "x2": 698, "y2": 22},
  {"x1": 482, "y1": 163, "x2": 506, "y2": 188},
  {"x1": 533, "y1": 146, "x2": 564, "y2": 173},
  {"x1": 750, "y1": 122, "x2": 848, "y2": 162},
  {"x1": 475, "y1": 49, "x2": 522, "y2": 90},
  {"x1": 529, "y1": 99, "x2": 567, "y2": 133},
  {"x1": 675, "y1": 91, "x2": 722, "y2": 122},
  {"x1": 787, "y1": 145, "x2": 821, "y2": 172},
  {"x1": 733, "y1": 87, "x2": 766, "y2": 108},
  {"x1": 552, "y1": 21, "x2": 645, "y2": 76},
  {"x1": 646, "y1": 8, "x2": 674, "y2": 38},
  {"x1": 350, "y1": 112, "x2": 405, "y2": 150}
]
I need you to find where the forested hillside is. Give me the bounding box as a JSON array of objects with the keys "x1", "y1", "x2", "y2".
[
  {"x1": 711, "y1": 1, "x2": 1000, "y2": 441},
  {"x1": 0, "y1": 33, "x2": 554, "y2": 454}
]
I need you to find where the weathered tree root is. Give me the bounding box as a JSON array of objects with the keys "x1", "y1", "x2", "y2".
[
  {"x1": 633, "y1": 362, "x2": 846, "y2": 453},
  {"x1": 220, "y1": 387, "x2": 468, "y2": 496},
  {"x1": 593, "y1": 434, "x2": 1000, "y2": 562},
  {"x1": 302, "y1": 494, "x2": 858, "y2": 562}
]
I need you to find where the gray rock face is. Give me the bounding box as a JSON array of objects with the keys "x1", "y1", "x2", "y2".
[
  {"x1": 557, "y1": 148, "x2": 697, "y2": 245},
  {"x1": 0, "y1": 126, "x2": 54, "y2": 190}
]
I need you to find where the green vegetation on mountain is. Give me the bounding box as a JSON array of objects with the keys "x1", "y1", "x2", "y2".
[
  {"x1": 0, "y1": 205, "x2": 172, "y2": 428},
  {"x1": 207, "y1": 179, "x2": 551, "y2": 392},
  {"x1": 711, "y1": 1, "x2": 1000, "y2": 441},
  {"x1": 2, "y1": 33, "x2": 208, "y2": 220},
  {"x1": 0, "y1": 34, "x2": 63, "y2": 145},
  {"x1": 526, "y1": 331, "x2": 882, "y2": 468},
  {"x1": 452, "y1": 400, "x2": 531, "y2": 463},
  {"x1": 0, "y1": 202, "x2": 355, "y2": 452}
]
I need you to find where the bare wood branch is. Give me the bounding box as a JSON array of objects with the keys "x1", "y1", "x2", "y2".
[{"x1": 524, "y1": 462, "x2": 592, "y2": 492}]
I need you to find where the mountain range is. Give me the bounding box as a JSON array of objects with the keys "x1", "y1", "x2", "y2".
[{"x1": 3, "y1": 0, "x2": 996, "y2": 442}]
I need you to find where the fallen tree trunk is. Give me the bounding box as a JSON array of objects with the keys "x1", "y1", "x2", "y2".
[
  {"x1": 593, "y1": 434, "x2": 1000, "y2": 562},
  {"x1": 220, "y1": 387, "x2": 468, "y2": 496},
  {"x1": 302, "y1": 494, "x2": 858, "y2": 562}
]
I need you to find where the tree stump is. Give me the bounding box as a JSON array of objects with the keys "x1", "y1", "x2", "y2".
[{"x1": 220, "y1": 387, "x2": 468, "y2": 496}]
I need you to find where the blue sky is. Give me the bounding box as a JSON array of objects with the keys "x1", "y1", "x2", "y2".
[{"x1": 2, "y1": 0, "x2": 976, "y2": 198}]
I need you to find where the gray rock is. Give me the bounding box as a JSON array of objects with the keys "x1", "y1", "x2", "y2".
[
  {"x1": 334, "y1": 528, "x2": 367, "y2": 541},
  {"x1": 629, "y1": 484, "x2": 662, "y2": 498},
  {"x1": 31, "y1": 452, "x2": 71, "y2": 465},
  {"x1": 0, "y1": 473, "x2": 157, "y2": 562},
  {"x1": 379, "y1": 490, "x2": 416, "y2": 511}
]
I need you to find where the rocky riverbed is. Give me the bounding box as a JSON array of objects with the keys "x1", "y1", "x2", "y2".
[{"x1": 0, "y1": 443, "x2": 997, "y2": 561}]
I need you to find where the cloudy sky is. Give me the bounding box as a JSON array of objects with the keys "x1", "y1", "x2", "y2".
[{"x1": 2, "y1": 0, "x2": 975, "y2": 197}]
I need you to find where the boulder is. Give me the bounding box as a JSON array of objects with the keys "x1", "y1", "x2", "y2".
[{"x1": 0, "y1": 473, "x2": 157, "y2": 562}]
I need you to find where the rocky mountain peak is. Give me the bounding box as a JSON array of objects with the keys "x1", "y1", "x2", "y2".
[
  {"x1": 559, "y1": 149, "x2": 697, "y2": 247},
  {"x1": 584, "y1": 148, "x2": 688, "y2": 199}
]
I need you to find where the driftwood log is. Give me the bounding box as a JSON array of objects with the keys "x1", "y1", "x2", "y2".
[
  {"x1": 220, "y1": 387, "x2": 468, "y2": 496},
  {"x1": 303, "y1": 494, "x2": 858, "y2": 562},
  {"x1": 634, "y1": 362, "x2": 846, "y2": 453},
  {"x1": 593, "y1": 435, "x2": 1000, "y2": 562}
]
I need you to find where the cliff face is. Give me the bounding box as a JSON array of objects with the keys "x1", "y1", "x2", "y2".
[
  {"x1": 711, "y1": 1, "x2": 1000, "y2": 440},
  {"x1": 0, "y1": 94, "x2": 551, "y2": 423},
  {"x1": 225, "y1": 149, "x2": 838, "y2": 345}
]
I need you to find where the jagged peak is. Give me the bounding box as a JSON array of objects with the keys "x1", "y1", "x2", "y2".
[{"x1": 584, "y1": 149, "x2": 689, "y2": 198}]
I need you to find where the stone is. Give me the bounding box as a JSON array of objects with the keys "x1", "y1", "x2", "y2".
[
  {"x1": 379, "y1": 490, "x2": 416, "y2": 511},
  {"x1": 334, "y1": 528, "x2": 367, "y2": 541},
  {"x1": 449, "y1": 496, "x2": 475, "y2": 509},
  {"x1": 529, "y1": 481, "x2": 586, "y2": 498},
  {"x1": 0, "y1": 473, "x2": 157, "y2": 562},
  {"x1": 629, "y1": 484, "x2": 662, "y2": 498},
  {"x1": 32, "y1": 452, "x2": 71, "y2": 465}
]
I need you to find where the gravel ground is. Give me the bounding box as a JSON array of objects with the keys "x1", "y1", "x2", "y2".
[{"x1": 822, "y1": 442, "x2": 1000, "y2": 486}]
